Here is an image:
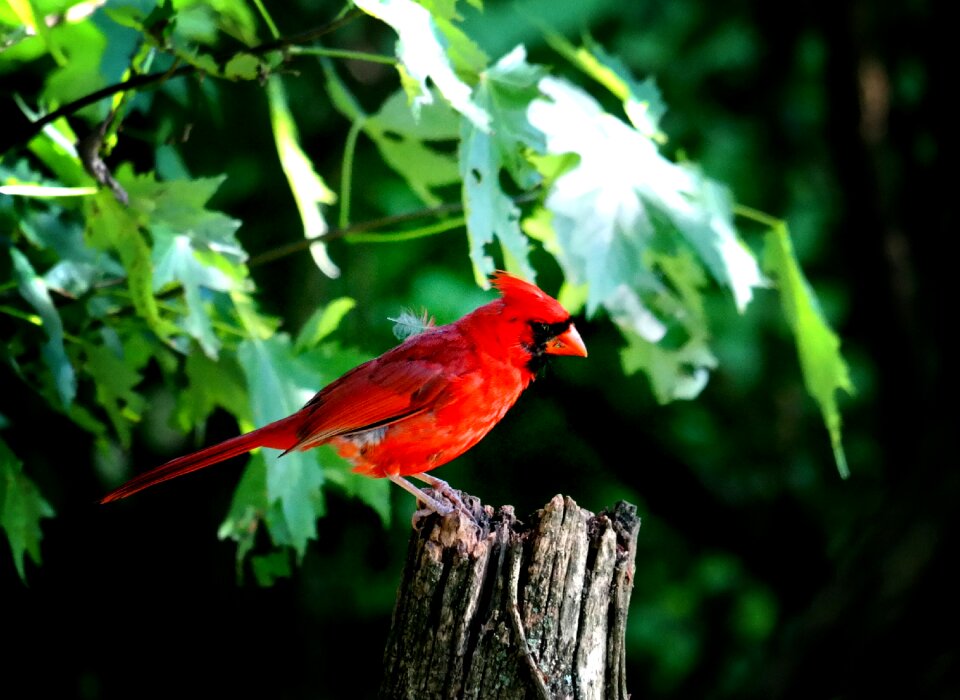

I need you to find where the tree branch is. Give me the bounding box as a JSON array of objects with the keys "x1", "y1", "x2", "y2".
[
  {"x1": 12, "y1": 8, "x2": 364, "y2": 148},
  {"x1": 248, "y1": 192, "x2": 540, "y2": 268}
]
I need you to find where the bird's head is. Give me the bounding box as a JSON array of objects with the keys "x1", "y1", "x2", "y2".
[{"x1": 488, "y1": 271, "x2": 587, "y2": 373}]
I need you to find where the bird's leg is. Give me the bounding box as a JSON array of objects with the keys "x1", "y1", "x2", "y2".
[
  {"x1": 411, "y1": 473, "x2": 469, "y2": 513},
  {"x1": 387, "y1": 474, "x2": 453, "y2": 517}
]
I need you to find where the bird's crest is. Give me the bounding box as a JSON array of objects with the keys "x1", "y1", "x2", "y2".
[{"x1": 491, "y1": 271, "x2": 568, "y2": 320}]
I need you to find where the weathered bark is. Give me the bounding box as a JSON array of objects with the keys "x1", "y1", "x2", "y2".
[{"x1": 379, "y1": 494, "x2": 640, "y2": 699}]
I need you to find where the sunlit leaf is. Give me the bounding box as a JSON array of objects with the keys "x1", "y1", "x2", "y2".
[
  {"x1": 544, "y1": 31, "x2": 666, "y2": 140},
  {"x1": 763, "y1": 224, "x2": 854, "y2": 477},
  {"x1": 267, "y1": 76, "x2": 339, "y2": 278},
  {"x1": 294, "y1": 297, "x2": 356, "y2": 353},
  {"x1": 118, "y1": 167, "x2": 247, "y2": 354},
  {"x1": 44, "y1": 20, "x2": 108, "y2": 118},
  {"x1": 355, "y1": 0, "x2": 489, "y2": 129},
  {"x1": 524, "y1": 74, "x2": 765, "y2": 398},
  {"x1": 460, "y1": 46, "x2": 544, "y2": 285},
  {"x1": 85, "y1": 189, "x2": 176, "y2": 342},
  {"x1": 5, "y1": 0, "x2": 65, "y2": 64}
]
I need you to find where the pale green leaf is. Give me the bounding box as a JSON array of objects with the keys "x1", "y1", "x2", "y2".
[
  {"x1": 365, "y1": 89, "x2": 462, "y2": 205},
  {"x1": 152, "y1": 227, "x2": 239, "y2": 358},
  {"x1": 544, "y1": 31, "x2": 666, "y2": 140},
  {"x1": 763, "y1": 225, "x2": 854, "y2": 477},
  {"x1": 267, "y1": 76, "x2": 339, "y2": 278},
  {"x1": 121, "y1": 170, "x2": 244, "y2": 260},
  {"x1": 621, "y1": 330, "x2": 717, "y2": 402},
  {"x1": 527, "y1": 75, "x2": 764, "y2": 318},
  {"x1": 117, "y1": 167, "x2": 247, "y2": 353},
  {"x1": 10, "y1": 248, "x2": 76, "y2": 407},
  {"x1": 0, "y1": 437, "x2": 55, "y2": 582},
  {"x1": 354, "y1": 0, "x2": 490, "y2": 129},
  {"x1": 460, "y1": 46, "x2": 545, "y2": 285}
]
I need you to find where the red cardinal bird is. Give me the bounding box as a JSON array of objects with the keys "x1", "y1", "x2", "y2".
[{"x1": 100, "y1": 271, "x2": 587, "y2": 514}]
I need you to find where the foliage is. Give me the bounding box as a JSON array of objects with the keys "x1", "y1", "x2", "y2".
[{"x1": 0, "y1": 0, "x2": 851, "y2": 589}]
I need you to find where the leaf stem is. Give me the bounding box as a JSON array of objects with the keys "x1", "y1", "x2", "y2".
[
  {"x1": 733, "y1": 204, "x2": 785, "y2": 231},
  {"x1": 344, "y1": 216, "x2": 467, "y2": 243},
  {"x1": 251, "y1": 0, "x2": 282, "y2": 39},
  {"x1": 338, "y1": 118, "x2": 365, "y2": 229},
  {"x1": 290, "y1": 46, "x2": 397, "y2": 65}
]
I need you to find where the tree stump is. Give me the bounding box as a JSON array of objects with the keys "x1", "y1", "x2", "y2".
[{"x1": 379, "y1": 494, "x2": 641, "y2": 699}]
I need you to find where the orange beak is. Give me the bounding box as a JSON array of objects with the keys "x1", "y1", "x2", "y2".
[{"x1": 544, "y1": 323, "x2": 588, "y2": 357}]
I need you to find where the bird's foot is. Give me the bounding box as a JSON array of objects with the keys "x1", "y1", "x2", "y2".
[
  {"x1": 389, "y1": 473, "x2": 478, "y2": 527},
  {"x1": 412, "y1": 473, "x2": 470, "y2": 513}
]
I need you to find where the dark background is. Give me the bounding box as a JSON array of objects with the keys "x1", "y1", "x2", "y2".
[{"x1": 2, "y1": 0, "x2": 955, "y2": 697}]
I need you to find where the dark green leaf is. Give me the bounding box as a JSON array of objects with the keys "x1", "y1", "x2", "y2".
[
  {"x1": 10, "y1": 248, "x2": 76, "y2": 407},
  {"x1": 0, "y1": 437, "x2": 55, "y2": 582}
]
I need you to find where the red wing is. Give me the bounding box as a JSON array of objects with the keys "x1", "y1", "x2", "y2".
[{"x1": 287, "y1": 349, "x2": 455, "y2": 451}]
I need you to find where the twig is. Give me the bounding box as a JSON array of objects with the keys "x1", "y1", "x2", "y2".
[
  {"x1": 248, "y1": 191, "x2": 540, "y2": 267},
  {"x1": 14, "y1": 8, "x2": 364, "y2": 147}
]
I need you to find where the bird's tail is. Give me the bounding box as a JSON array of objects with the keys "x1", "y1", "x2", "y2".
[{"x1": 99, "y1": 416, "x2": 300, "y2": 503}]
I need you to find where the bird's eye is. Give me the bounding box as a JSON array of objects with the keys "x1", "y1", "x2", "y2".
[{"x1": 530, "y1": 319, "x2": 569, "y2": 343}]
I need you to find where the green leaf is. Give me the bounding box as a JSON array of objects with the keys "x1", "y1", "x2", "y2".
[
  {"x1": 151, "y1": 227, "x2": 240, "y2": 358},
  {"x1": 235, "y1": 333, "x2": 327, "y2": 559},
  {"x1": 354, "y1": 0, "x2": 490, "y2": 129},
  {"x1": 618, "y1": 246, "x2": 719, "y2": 402},
  {"x1": 177, "y1": 348, "x2": 249, "y2": 434},
  {"x1": 324, "y1": 447, "x2": 392, "y2": 528},
  {"x1": 121, "y1": 170, "x2": 245, "y2": 260},
  {"x1": 9, "y1": 248, "x2": 76, "y2": 407},
  {"x1": 6, "y1": 0, "x2": 66, "y2": 65},
  {"x1": 219, "y1": 450, "x2": 268, "y2": 577},
  {"x1": 528, "y1": 75, "x2": 764, "y2": 316},
  {"x1": 525, "y1": 75, "x2": 765, "y2": 399},
  {"x1": 294, "y1": 297, "x2": 356, "y2": 353},
  {"x1": 117, "y1": 166, "x2": 248, "y2": 354},
  {"x1": 1, "y1": 437, "x2": 55, "y2": 582},
  {"x1": 224, "y1": 52, "x2": 263, "y2": 80},
  {"x1": 460, "y1": 46, "x2": 545, "y2": 285},
  {"x1": 621, "y1": 331, "x2": 718, "y2": 403},
  {"x1": 365, "y1": 89, "x2": 462, "y2": 206},
  {"x1": 84, "y1": 189, "x2": 176, "y2": 343},
  {"x1": 266, "y1": 76, "x2": 339, "y2": 278},
  {"x1": 544, "y1": 31, "x2": 666, "y2": 141},
  {"x1": 44, "y1": 20, "x2": 108, "y2": 117},
  {"x1": 84, "y1": 341, "x2": 148, "y2": 449},
  {"x1": 250, "y1": 549, "x2": 293, "y2": 587},
  {"x1": 763, "y1": 224, "x2": 854, "y2": 477}
]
